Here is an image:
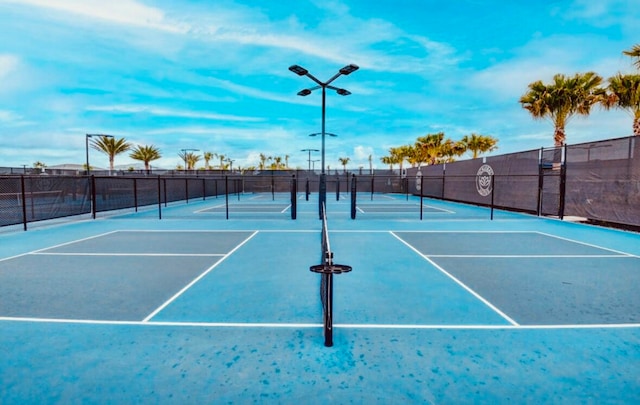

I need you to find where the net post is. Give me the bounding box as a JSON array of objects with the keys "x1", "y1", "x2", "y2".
[
  {"x1": 336, "y1": 176, "x2": 340, "y2": 201},
  {"x1": 350, "y1": 174, "x2": 357, "y2": 219},
  {"x1": 305, "y1": 178, "x2": 310, "y2": 201},
  {"x1": 370, "y1": 175, "x2": 374, "y2": 201},
  {"x1": 271, "y1": 173, "x2": 275, "y2": 201},
  {"x1": 324, "y1": 273, "x2": 333, "y2": 347},
  {"x1": 319, "y1": 173, "x2": 326, "y2": 219},
  {"x1": 291, "y1": 174, "x2": 297, "y2": 220}
]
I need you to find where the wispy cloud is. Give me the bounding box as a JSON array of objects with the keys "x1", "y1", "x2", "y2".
[
  {"x1": 0, "y1": 54, "x2": 19, "y2": 81},
  {"x1": 85, "y1": 104, "x2": 265, "y2": 122},
  {"x1": 2, "y1": 0, "x2": 187, "y2": 32}
]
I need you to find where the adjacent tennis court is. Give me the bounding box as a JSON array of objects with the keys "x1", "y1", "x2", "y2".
[{"x1": 0, "y1": 193, "x2": 638, "y2": 403}]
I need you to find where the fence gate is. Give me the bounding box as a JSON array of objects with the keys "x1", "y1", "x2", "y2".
[{"x1": 538, "y1": 146, "x2": 566, "y2": 218}]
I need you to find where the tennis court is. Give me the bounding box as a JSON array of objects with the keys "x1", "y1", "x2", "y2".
[{"x1": 0, "y1": 192, "x2": 639, "y2": 403}]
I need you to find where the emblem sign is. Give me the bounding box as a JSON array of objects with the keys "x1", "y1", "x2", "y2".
[{"x1": 475, "y1": 164, "x2": 494, "y2": 197}]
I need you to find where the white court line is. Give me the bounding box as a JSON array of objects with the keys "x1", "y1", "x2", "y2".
[
  {"x1": 31, "y1": 252, "x2": 225, "y2": 257},
  {"x1": 0, "y1": 231, "x2": 120, "y2": 263},
  {"x1": 141, "y1": 230, "x2": 259, "y2": 322},
  {"x1": 194, "y1": 204, "x2": 225, "y2": 213},
  {"x1": 0, "y1": 316, "x2": 638, "y2": 330},
  {"x1": 425, "y1": 254, "x2": 628, "y2": 258},
  {"x1": 535, "y1": 231, "x2": 639, "y2": 258},
  {"x1": 390, "y1": 231, "x2": 520, "y2": 326},
  {"x1": 281, "y1": 204, "x2": 292, "y2": 213},
  {"x1": 30, "y1": 231, "x2": 120, "y2": 254}
]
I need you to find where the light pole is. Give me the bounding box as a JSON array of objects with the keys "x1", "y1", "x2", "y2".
[
  {"x1": 86, "y1": 134, "x2": 114, "y2": 175},
  {"x1": 180, "y1": 148, "x2": 199, "y2": 171},
  {"x1": 289, "y1": 63, "x2": 358, "y2": 217},
  {"x1": 311, "y1": 159, "x2": 320, "y2": 171},
  {"x1": 301, "y1": 148, "x2": 320, "y2": 171}
]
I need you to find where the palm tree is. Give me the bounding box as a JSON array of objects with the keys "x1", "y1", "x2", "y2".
[
  {"x1": 338, "y1": 157, "x2": 350, "y2": 173},
  {"x1": 439, "y1": 139, "x2": 467, "y2": 163},
  {"x1": 217, "y1": 154, "x2": 226, "y2": 170},
  {"x1": 623, "y1": 44, "x2": 640, "y2": 69},
  {"x1": 203, "y1": 152, "x2": 215, "y2": 169},
  {"x1": 186, "y1": 152, "x2": 201, "y2": 170},
  {"x1": 461, "y1": 133, "x2": 499, "y2": 158},
  {"x1": 519, "y1": 72, "x2": 606, "y2": 146},
  {"x1": 284, "y1": 154, "x2": 290, "y2": 169},
  {"x1": 415, "y1": 132, "x2": 445, "y2": 165},
  {"x1": 91, "y1": 136, "x2": 131, "y2": 173},
  {"x1": 177, "y1": 151, "x2": 201, "y2": 170},
  {"x1": 380, "y1": 155, "x2": 394, "y2": 170},
  {"x1": 130, "y1": 145, "x2": 162, "y2": 172},
  {"x1": 604, "y1": 73, "x2": 640, "y2": 135},
  {"x1": 258, "y1": 153, "x2": 271, "y2": 170}
]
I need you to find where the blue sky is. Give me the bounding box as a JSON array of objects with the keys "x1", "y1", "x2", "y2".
[{"x1": 0, "y1": 0, "x2": 638, "y2": 170}]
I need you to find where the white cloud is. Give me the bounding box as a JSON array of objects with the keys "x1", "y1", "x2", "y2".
[
  {"x1": 86, "y1": 104, "x2": 264, "y2": 122},
  {"x1": 3, "y1": 0, "x2": 187, "y2": 33},
  {"x1": 0, "y1": 54, "x2": 19, "y2": 80}
]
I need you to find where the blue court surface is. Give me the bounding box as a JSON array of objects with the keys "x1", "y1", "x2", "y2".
[{"x1": 0, "y1": 193, "x2": 639, "y2": 403}]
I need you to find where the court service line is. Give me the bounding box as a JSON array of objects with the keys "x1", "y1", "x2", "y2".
[
  {"x1": 390, "y1": 231, "x2": 520, "y2": 327},
  {"x1": 280, "y1": 204, "x2": 292, "y2": 213},
  {"x1": 536, "y1": 231, "x2": 639, "y2": 257},
  {"x1": 141, "y1": 230, "x2": 259, "y2": 322}
]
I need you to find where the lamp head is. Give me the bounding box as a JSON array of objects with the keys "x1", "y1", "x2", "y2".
[
  {"x1": 339, "y1": 64, "x2": 359, "y2": 75},
  {"x1": 297, "y1": 89, "x2": 312, "y2": 96},
  {"x1": 289, "y1": 65, "x2": 308, "y2": 76}
]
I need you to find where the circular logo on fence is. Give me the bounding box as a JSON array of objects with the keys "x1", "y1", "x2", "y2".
[
  {"x1": 415, "y1": 170, "x2": 422, "y2": 191},
  {"x1": 476, "y1": 164, "x2": 494, "y2": 196}
]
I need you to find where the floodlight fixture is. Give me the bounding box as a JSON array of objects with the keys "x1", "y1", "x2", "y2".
[
  {"x1": 289, "y1": 65, "x2": 309, "y2": 76},
  {"x1": 339, "y1": 64, "x2": 359, "y2": 75}
]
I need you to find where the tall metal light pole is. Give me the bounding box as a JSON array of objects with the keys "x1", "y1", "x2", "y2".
[
  {"x1": 301, "y1": 148, "x2": 320, "y2": 171},
  {"x1": 86, "y1": 134, "x2": 114, "y2": 175},
  {"x1": 289, "y1": 63, "x2": 358, "y2": 217}
]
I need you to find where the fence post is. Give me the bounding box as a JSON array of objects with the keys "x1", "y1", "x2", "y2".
[
  {"x1": 91, "y1": 175, "x2": 97, "y2": 219},
  {"x1": 490, "y1": 174, "x2": 495, "y2": 220},
  {"x1": 420, "y1": 175, "x2": 424, "y2": 221},
  {"x1": 185, "y1": 178, "x2": 189, "y2": 204},
  {"x1": 20, "y1": 175, "x2": 27, "y2": 231},
  {"x1": 157, "y1": 175, "x2": 162, "y2": 220},
  {"x1": 133, "y1": 178, "x2": 138, "y2": 212},
  {"x1": 558, "y1": 144, "x2": 567, "y2": 220},
  {"x1": 225, "y1": 176, "x2": 229, "y2": 220}
]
